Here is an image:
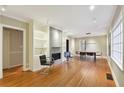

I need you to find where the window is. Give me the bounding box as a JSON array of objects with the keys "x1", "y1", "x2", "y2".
[
  {"x1": 80, "y1": 40, "x2": 97, "y2": 52},
  {"x1": 80, "y1": 40, "x2": 86, "y2": 51},
  {"x1": 111, "y1": 13, "x2": 123, "y2": 70}
]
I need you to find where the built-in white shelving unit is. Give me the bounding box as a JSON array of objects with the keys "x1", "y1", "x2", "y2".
[
  {"x1": 34, "y1": 29, "x2": 49, "y2": 55},
  {"x1": 32, "y1": 23, "x2": 50, "y2": 71}
]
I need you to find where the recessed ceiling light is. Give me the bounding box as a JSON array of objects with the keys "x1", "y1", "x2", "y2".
[
  {"x1": 0, "y1": 5, "x2": 7, "y2": 12},
  {"x1": 1, "y1": 7, "x2": 6, "y2": 12},
  {"x1": 89, "y1": 5, "x2": 95, "y2": 11}
]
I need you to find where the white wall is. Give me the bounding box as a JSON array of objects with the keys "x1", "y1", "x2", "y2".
[
  {"x1": 62, "y1": 33, "x2": 76, "y2": 61},
  {"x1": 75, "y1": 35, "x2": 107, "y2": 56},
  {"x1": 62, "y1": 32, "x2": 68, "y2": 61},
  {"x1": 107, "y1": 6, "x2": 124, "y2": 87},
  {"x1": 69, "y1": 38, "x2": 75, "y2": 56}
]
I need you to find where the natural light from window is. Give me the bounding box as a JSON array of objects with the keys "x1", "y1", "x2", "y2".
[{"x1": 111, "y1": 13, "x2": 123, "y2": 70}]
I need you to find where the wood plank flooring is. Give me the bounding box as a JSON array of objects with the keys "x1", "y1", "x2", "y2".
[{"x1": 0, "y1": 57, "x2": 115, "y2": 87}]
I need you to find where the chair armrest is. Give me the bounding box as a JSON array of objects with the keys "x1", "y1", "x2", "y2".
[{"x1": 46, "y1": 57, "x2": 54, "y2": 63}]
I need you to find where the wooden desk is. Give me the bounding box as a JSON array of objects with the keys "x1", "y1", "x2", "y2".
[{"x1": 77, "y1": 51, "x2": 96, "y2": 61}]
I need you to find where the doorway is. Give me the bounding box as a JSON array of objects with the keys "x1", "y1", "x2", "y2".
[{"x1": 2, "y1": 27, "x2": 24, "y2": 77}]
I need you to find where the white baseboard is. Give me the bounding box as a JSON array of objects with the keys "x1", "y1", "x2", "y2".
[
  {"x1": 0, "y1": 71, "x2": 3, "y2": 79},
  {"x1": 23, "y1": 67, "x2": 29, "y2": 71},
  {"x1": 8, "y1": 64, "x2": 22, "y2": 69},
  {"x1": 32, "y1": 68, "x2": 41, "y2": 72},
  {"x1": 4, "y1": 64, "x2": 29, "y2": 71},
  {"x1": 107, "y1": 57, "x2": 120, "y2": 87}
]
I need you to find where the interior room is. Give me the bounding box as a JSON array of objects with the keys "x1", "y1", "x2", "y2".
[
  {"x1": 3, "y1": 27, "x2": 23, "y2": 77},
  {"x1": 0, "y1": 5, "x2": 124, "y2": 87}
]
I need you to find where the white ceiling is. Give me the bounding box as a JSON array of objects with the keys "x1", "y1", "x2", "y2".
[{"x1": 0, "y1": 5, "x2": 116, "y2": 38}]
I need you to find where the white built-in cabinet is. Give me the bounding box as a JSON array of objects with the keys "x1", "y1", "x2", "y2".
[
  {"x1": 32, "y1": 22, "x2": 50, "y2": 71},
  {"x1": 33, "y1": 24, "x2": 63, "y2": 71},
  {"x1": 34, "y1": 31, "x2": 48, "y2": 55}
]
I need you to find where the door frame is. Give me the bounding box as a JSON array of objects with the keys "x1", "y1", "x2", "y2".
[{"x1": 0, "y1": 24, "x2": 27, "y2": 79}]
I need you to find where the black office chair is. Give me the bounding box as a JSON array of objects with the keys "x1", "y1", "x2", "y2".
[
  {"x1": 87, "y1": 52, "x2": 94, "y2": 56},
  {"x1": 86, "y1": 52, "x2": 96, "y2": 61},
  {"x1": 80, "y1": 52, "x2": 86, "y2": 60},
  {"x1": 39, "y1": 55, "x2": 54, "y2": 74}
]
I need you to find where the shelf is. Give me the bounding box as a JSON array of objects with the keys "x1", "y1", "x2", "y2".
[
  {"x1": 51, "y1": 47, "x2": 61, "y2": 48},
  {"x1": 34, "y1": 54, "x2": 43, "y2": 56},
  {"x1": 34, "y1": 37, "x2": 47, "y2": 41},
  {"x1": 35, "y1": 48, "x2": 47, "y2": 49},
  {"x1": 34, "y1": 48, "x2": 47, "y2": 55},
  {"x1": 34, "y1": 31, "x2": 46, "y2": 34}
]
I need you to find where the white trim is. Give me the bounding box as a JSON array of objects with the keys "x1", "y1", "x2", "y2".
[
  {"x1": 2, "y1": 24, "x2": 25, "y2": 31},
  {"x1": 107, "y1": 57, "x2": 120, "y2": 87},
  {"x1": 111, "y1": 16, "x2": 123, "y2": 71},
  {"x1": 22, "y1": 25, "x2": 27, "y2": 71},
  {"x1": 111, "y1": 56, "x2": 123, "y2": 70},
  {"x1": 0, "y1": 24, "x2": 28, "y2": 79},
  {"x1": 112, "y1": 12, "x2": 122, "y2": 31},
  {"x1": 7, "y1": 64, "x2": 22, "y2": 69},
  {"x1": 0, "y1": 24, "x2": 3, "y2": 79},
  {"x1": 2, "y1": 14, "x2": 29, "y2": 23}
]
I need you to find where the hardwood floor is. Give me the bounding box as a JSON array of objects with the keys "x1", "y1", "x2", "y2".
[{"x1": 0, "y1": 57, "x2": 115, "y2": 87}]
